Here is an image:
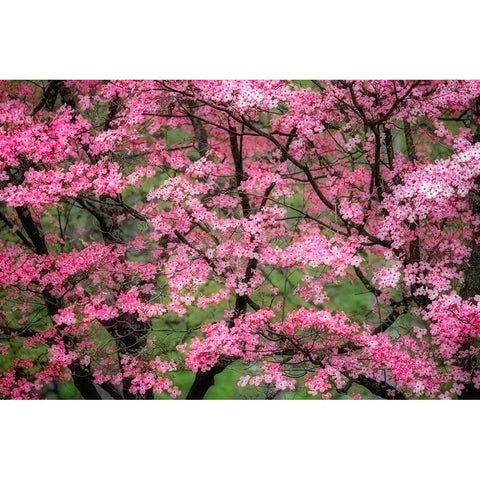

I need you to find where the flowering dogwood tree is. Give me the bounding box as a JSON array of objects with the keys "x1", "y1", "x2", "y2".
[{"x1": 1, "y1": 80, "x2": 479, "y2": 399}]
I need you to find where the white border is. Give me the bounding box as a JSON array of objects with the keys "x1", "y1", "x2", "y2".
[
  {"x1": 1, "y1": 400, "x2": 478, "y2": 479},
  {"x1": 1, "y1": 0, "x2": 480, "y2": 78}
]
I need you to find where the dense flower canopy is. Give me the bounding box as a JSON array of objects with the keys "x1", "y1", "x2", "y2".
[{"x1": 1, "y1": 79, "x2": 480, "y2": 399}]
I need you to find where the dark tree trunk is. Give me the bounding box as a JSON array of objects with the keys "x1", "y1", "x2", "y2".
[
  {"x1": 71, "y1": 363, "x2": 102, "y2": 400},
  {"x1": 186, "y1": 362, "x2": 231, "y2": 400}
]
